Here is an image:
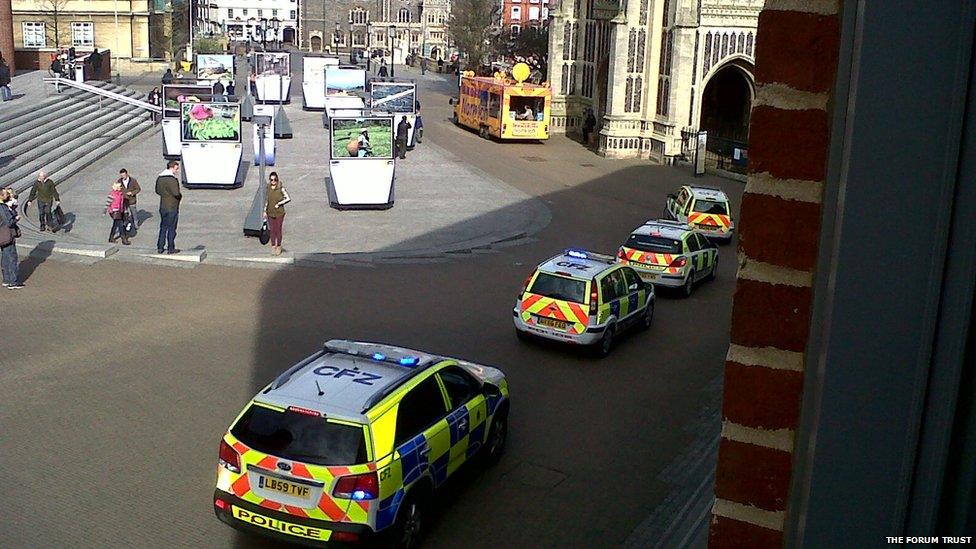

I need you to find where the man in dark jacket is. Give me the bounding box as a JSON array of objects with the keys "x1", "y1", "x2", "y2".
[
  {"x1": 395, "y1": 116, "x2": 411, "y2": 159},
  {"x1": 155, "y1": 160, "x2": 182, "y2": 254},
  {"x1": 0, "y1": 57, "x2": 12, "y2": 101},
  {"x1": 25, "y1": 170, "x2": 60, "y2": 231},
  {"x1": 118, "y1": 168, "x2": 141, "y2": 236},
  {"x1": 162, "y1": 68, "x2": 174, "y2": 85},
  {"x1": 213, "y1": 80, "x2": 225, "y2": 101}
]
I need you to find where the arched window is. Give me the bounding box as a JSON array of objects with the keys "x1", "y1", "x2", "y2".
[
  {"x1": 737, "y1": 33, "x2": 745, "y2": 53},
  {"x1": 353, "y1": 31, "x2": 366, "y2": 46},
  {"x1": 704, "y1": 32, "x2": 713, "y2": 73},
  {"x1": 746, "y1": 32, "x2": 754, "y2": 56},
  {"x1": 350, "y1": 8, "x2": 367, "y2": 25},
  {"x1": 398, "y1": 7, "x2": 411, "y2": 23},
  {"x1": 561, "y1": 64, "x2": 569, "y2": 94},
  {"x1": 627, "y1": 29, "x2": 636, "y2": 72},
  {"x1": 636, "y1": 28, "x2": 646, "y2": 71},
  {"x1": 625, "y1": 77, "x2": 634, "y2": 112}
]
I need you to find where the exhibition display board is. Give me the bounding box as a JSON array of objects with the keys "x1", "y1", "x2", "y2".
[
  {"x1": 324, "y1": 67, "x2": 367, "y2": 121},
  {"x1": 161, "y1": 84, "x2": 214, "y2": 158},
  {"x1": 255, "y1": 52, "x2": 291, "y2": 104},
  {"x1": 252, "y1": 104, "x2": 277, "y2": 166},
  {"x1": 326, "y1": 116, "x2": 396, "y2": 210},
  {"x1": 369, "y1": 81, "x2": 419, "y2": 148},
  {"x1": 302, "y1": 56, "x2": 340, "y2": 110},
  {"x1": 180, "y1": 102, "x2": 244, "y2": 188},
  {"x1": 196, "y1": 54, "x2": 235, "y2": 85}
]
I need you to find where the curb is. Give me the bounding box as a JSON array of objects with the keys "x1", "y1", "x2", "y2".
[{"x1": 16, "y1": 240, "x2": 119, "y2": 259}]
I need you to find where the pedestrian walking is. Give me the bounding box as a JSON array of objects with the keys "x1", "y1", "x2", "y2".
[
  {"x1": 378, "y1": 60, "x2": 389, "y2": 78},
  {"x1": 420, "y1": 57, "x2": 428, "y2": 75},
  {"x1": 154, "y1": 160, "x2": 182, "y2": 254},
  {"x1": 226, "y1": 81, "x2": 236, "y2": 99},
  {"x1": 249, "y1": 72, "x2": 258, "y2": 97},
  {"x1": 0, "y1": 188, "x2": 23, "y2": 289},
  {"x1": 395, "y1": 116, "x2": 411, "y2": 159},
  {"x1": 117, "y1": 168, "x2": 141, "y2": 236},
  {"x1": 162, "y1": 68, "x2": 174, "y2": 85},
  {"x1": 105, "y1": 182, "x2": 129, "y2": 245},
  {"x1": 89, "y1": 48, "x2": 102, "y2": 78},
  {"x1": 148, "y1": 87, "x2": 162, "y2": 123},
  {"x1": 25, "y1": 170, "x2": 60, "y2": 232},
  {"x1": 582, "y1": 108, "x2": 597, "y2": 146},
  {"x1": 263, "y1": 172, "x2": 291, "y2": 256},
  {"x1": 0, "y1": 56, "x2": 12, "y2": 102}
]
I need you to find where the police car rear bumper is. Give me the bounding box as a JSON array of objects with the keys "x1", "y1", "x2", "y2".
[
  {"x1": 628, "y1": 267, "x2": 688, "y2": 288},
  {"x1": 214, "y1": 489, "x2": 374, "y2": 546},
  {"x1": 513, "y1": 311, "x2": 604, "y2": 345}
]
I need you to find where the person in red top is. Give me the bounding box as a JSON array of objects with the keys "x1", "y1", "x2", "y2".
[{"x1": 105, "y1": 182, "x2": 129, "y2": 245}]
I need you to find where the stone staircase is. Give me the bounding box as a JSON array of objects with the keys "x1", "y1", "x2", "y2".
[{"x1": 0, "y1": 81, "x2": 156, "y2": 194}]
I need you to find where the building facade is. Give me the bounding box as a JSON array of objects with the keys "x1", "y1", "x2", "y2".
[
  {"x1": 501, "y1": 0, "x2": 549, "y2": 37},
  {"x1": 210, "y1": 0, "x2": 299, "y2": 45},
  {"x1": 548, "y1": 0, "x2": 763, "y2": 161},
  {"x1": 10, "y1": 0, "x2": 165, "y2": 70}
]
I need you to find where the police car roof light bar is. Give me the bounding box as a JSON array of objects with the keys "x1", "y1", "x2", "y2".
[{"x1": 564, "y1": 248, "x2": 615, "y2": 264}]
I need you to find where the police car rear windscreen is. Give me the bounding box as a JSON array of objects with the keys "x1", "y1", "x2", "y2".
[
  {"x1": 231, "y1": 405, "x2": 368, "y2": 466},
  {"x1": 529, "y1": 273, "x2": 588, "y2": 304},
  {"x1": 627, "y1": 234, "x2": 682, "y2": 254},
  {"x1": 692, "y1": 199, "x2": 728, "y2": 215}
]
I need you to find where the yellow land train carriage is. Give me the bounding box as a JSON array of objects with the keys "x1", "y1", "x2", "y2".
[{"x1": 453, "y1": 74, "x2": 551, "y2": 141}]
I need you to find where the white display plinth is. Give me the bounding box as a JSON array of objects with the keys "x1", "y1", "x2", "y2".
[
  {"x1": 324, "y1": 96, "x2": 366, "y2": 122},
  {"x1": 253, "y1": 105, "x2": 277, "y2": 165},
  {"x1": 181, "y1": 142, "x2": 244, "y2": 188},
  {"x1": 256, "y1": 75, "x2": 292, "y2": 103},
  {"x1": 161, "y1": 119, "x2": 182, "y2": 158},
  {"x1": 303, "y1": 81, "x2": 326, "y2": 109},
  {"x1": 327, "y1": 159, "x2": 395, "y2": 210}
]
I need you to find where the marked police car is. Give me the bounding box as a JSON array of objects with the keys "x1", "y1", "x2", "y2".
[
  {"x1": 617, "y1": 220, "x2": 718, "y2": 298},
  {"x1": 513, "y1": 249, "x2": 654, "y2": 357},
  {"x1": 664, "y1": 185, "x2": 734, "y2": 243},
  {"x1": 214, "y1": 340, "x2": 510, "y2": 548}
]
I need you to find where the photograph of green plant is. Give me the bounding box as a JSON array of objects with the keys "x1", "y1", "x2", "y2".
[
  {"x1": 331, "y1": 118, "x2": 393, "y2": 159},
  {"x1": 181, "y1": 103, "x2": 241, "y2": 142}
]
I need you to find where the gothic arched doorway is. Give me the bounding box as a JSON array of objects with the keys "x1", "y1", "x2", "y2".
[
  {"x1": 310, "y1": 35, "x2": 323, "y2": 52},
  {"x1": 699, "y1": 63, "x2": 754, "y2": 142}
]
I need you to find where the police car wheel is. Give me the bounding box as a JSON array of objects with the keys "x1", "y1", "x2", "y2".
[
  {"x1": 707, "y1": 256, "x2": 717, "y2": 281},
  {"x1": 640, "y1": 302, "x2": 654, "y2": 331},
  {"x1": 515, "y1": 328, "x2": 530, "y2": 342},
  {"x1": 682, "y1": 271, "x2": 695, "y2": 298},
  {"x1": 485, "y1": 413, "x2": 508, "y2": 464},
  {"x1": 596, "y1": 326, "x2": 615, "y2": 357},
  {"x1": 392, "y1": 493, "x2": 427, "y2": 549}
]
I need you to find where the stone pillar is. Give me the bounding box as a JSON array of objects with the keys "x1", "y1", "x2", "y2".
[{"x1": 1, "y1": 0, "x2": 15, "y2": 73}]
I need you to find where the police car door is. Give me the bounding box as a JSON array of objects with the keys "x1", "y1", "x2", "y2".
[
  {"x1": 695, "y1": 233, "x2": 717, "y2": 274},
  {"x1": 393, "y1": 375, "x2": 452, "y2": 489},
  {"x1": 668, "y1": 188, "x2": 691, "y2": 222},
  {"x1": 621, "y1": 268, "x2": 646, "y2": 315},
  {"x1": 686, "y1": 233, "x2": 706, "y2": 279},
  {"x1": 437, "y1": 365, "x2": 488, "y2": 475}
]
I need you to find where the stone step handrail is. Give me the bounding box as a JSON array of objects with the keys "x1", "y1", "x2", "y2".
[{"x1": 42, "y1": 77, "x2": 162, "y2": 114}]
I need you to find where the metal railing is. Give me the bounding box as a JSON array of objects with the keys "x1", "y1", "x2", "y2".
[
  {"x1": 680, "y1": 129, "x2": 748, "y2": 175},
  {"x1": 42, "y1": 77, "x2": 162, "y2": 114}
]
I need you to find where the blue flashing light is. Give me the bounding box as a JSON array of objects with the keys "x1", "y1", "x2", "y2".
[
  {"x1": 371, "y1": 353, "x2": 386, "y2": 361},
  {"x1": 566, "y1": 249, "x2": 589, "y2": 260},
  {"x1": 351, "y1": 490, "x2": 372, "y2": 500},
  {"x1": 399, "y1": 356, "x2": 420, "y2": 367}
]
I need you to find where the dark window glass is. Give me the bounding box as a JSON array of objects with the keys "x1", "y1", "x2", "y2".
[
  {"x1": 439, "y1": 366, "x2": 481, "y2": 410},
  {"x1": 529, "y1": 273, "x2": 588, "y2": 303},
  {"x1": 394, "y1": 377, "x2": 447, "y2": 447},
  {"x1": 622, "y1": 268, "x2": 641, "y2": 290},
  {"x1": 692, "y1": 199, "x2": 728, "y2": 215},
  {"x1": 687, "y1": 234, "x2": 702, "y2": 252},
  {"x1": 626, "y1": 234, "x2": 682, "y2": 254},
  {"x1": 610, "y1": 270, "x2": 628, "y2": 298},
  {"x1": 231, "y1": 406, "x2": 367, "y2": 466}
]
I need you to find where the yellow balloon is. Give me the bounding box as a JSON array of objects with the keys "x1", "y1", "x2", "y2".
[{"x1": 512, "y1": 62, "x2": 531, "y2": 83}]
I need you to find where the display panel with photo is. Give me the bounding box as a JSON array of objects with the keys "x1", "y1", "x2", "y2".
[
  {"x1": 163, "y1": 85, "x2": 214, "y2": 118},
  {"x1": 181, "y1": 102, "x2": 242, "y2": 143},
  {"x1": 370, "y1": 82, "x2": 416, "y2": 113},
  {"x1": 196, "y1": 54, "x2": 235, "y2": 81},
  {"x1": 325, "y1": 68, "x2": 366, "y2": 96},
  {"x1": 304, "y1": 56, "x2": 340, "y2": 84},
  {"x1": 255, "y1": 53, "x2": 290, "y2": 76},
  {"x1": 331, "y1": 117, "x2": 393, "y2": 159}
]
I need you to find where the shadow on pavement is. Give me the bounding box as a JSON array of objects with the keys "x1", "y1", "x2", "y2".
[{"x1": 19, "y1": 239, "x2": 55, "y2": 282}]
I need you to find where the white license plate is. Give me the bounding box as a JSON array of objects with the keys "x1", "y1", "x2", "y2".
[{"x1": 639, "y1": 272, "x2": 659, "y2": 281}]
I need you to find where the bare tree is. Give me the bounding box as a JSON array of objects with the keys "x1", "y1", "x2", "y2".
[
  {"x1": 447, "y1": 0, "x2": 501, "y2": 71},
  {"x1": 36, "y1": 0, "x2": 71, "y2": 49}
]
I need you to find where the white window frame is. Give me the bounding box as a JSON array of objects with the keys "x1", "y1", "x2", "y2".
[
  {"x1": 22, "y1": 21, "x2": 46, "y2": 48},
  {"x1": 290, "y1": 10, "x2": 296, "y2": 19},
  {"x1": 71, "y1": 22, "x2": 94, "y2": 47},
  {"x1": 511, "y1": 6, "x2": 521, "y2": 19},
  {"x1": 528, "y1": 6, "x2": 540, "y2": 19},
  {"x1": 227, "y1": 8, "x2": 234, "y2": 18},
  {"x1": 511, "y1": 24, "x2": 521, "y2": 36}
]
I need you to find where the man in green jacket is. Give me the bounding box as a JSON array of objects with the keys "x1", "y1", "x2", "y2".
[
  {"x1": 154, "y1": 160, "x2": 182, "y2": 254},
  {"x1": 25, "y1": 170, "x2": 60, "y2": 232}
]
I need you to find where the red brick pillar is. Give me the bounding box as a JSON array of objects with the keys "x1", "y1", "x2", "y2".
[
  {"x1": 708, "y1": 1, "x2": 843, "y2": 546},
  {"x1": 0, "y1": 0, "x2": 15, "y2": 73}
]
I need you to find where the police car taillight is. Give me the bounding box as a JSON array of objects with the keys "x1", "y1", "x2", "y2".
[
  {"x1": 617, "y1": 247, "x2": 627, "y2": 261},
  {"x1": 218, "y1": 439, "x2": 241, "y2": 473},
  {"x1": 589, "y1": 284, "x2": 598, "y2": 315},
  {"x1": 519, "y1": 273, "x2": 533, "y2": 297},
  {"x1": 333, "y1": 472, "x2": 379, "y2": 500},
  {"x1": 670, "y1": 257, "x2": 688, "y2": 268}
]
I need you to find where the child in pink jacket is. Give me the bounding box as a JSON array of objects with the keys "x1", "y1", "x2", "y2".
[{"x1": 105, "y1": 182, "x2": 128, "y2": 245}]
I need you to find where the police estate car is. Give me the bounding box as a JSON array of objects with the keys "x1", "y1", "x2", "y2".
[
  {"x1": 617, "y1": 220, "x2": 718, "y2": 298},
  {"x1": 513, "y1": 249, "x2": 654, "y2": 357},
  {"x1": 214, "y1": 340, "x2": 510, "y2": 548},
  {"x1": 664, "y1": 185, "x2": 734, "y2": 243}
]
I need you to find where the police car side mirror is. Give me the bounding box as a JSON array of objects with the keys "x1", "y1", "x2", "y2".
[
  {"x1": 628, "y1": 283, "x2": 639, "y2": 291},
  {"x1": 483, "y1": 383, "x2": 501, "y2": 398}
]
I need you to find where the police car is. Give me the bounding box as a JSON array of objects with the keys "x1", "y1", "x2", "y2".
[
  {"x1": 617, "y1": 220, "x2": 718, "y2": 298},
  {"x1": 664, "y1": 185, "x2": 734, "y2": 243},
  {"x1": 513, "y1": 249, "x2": 654, "y2": 357},
  {"x1": 214, "y1": 340, "x2": 510, "y2": 548}
]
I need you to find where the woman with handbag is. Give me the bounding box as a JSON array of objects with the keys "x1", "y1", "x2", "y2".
[
  {"x1": 0, "y1": 188, "x2": 23, "y2": 289},
  {"x1": 263, "y1": 172, "x2": 291, "y2": 256},
  {"x1": 105, "y1": 182, "x2": 129, "y2": 245}
]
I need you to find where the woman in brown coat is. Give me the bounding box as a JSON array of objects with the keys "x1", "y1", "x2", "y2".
[{"x1": 264, "y1": 172, "x2": 291, "y2": 256}]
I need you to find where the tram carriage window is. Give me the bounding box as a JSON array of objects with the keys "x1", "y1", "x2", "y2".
[{"x1": 510, "y1": 96, "x2": 545, "y2": 120}]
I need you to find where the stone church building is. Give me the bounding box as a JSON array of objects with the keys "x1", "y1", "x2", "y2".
[{"x1": 548, "y1": 0, "x2": 763, "y2": 161}]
